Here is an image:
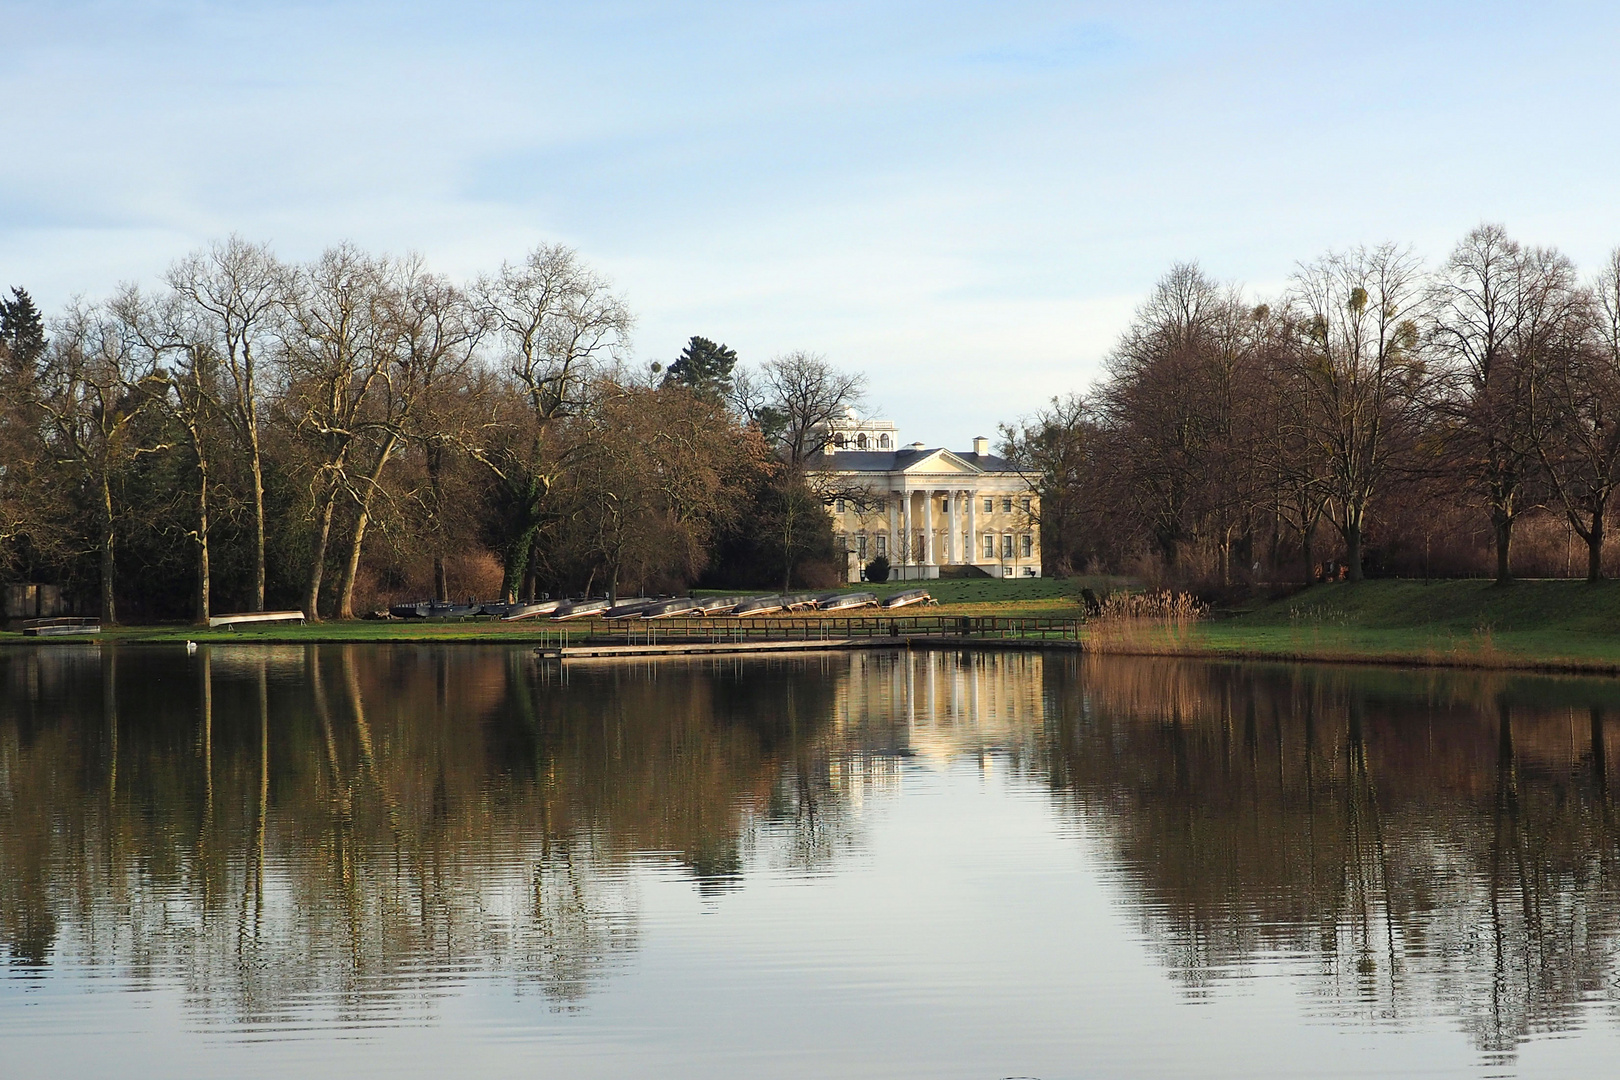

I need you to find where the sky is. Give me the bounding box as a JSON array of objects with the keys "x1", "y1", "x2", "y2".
[{"x1": 4, "y1": 1, "x2": 1620, "y2": 448}]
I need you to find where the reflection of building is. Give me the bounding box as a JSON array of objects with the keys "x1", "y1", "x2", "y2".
[{"x1": 806, "y1": 411, "x2": 1040, "y2": 581}]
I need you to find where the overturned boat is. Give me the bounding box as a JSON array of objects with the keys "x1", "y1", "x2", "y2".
[
  {"x1": 732, "y1": 595, "x2": 785, "y2": 617},
  {"x1": 881, "y1": 589, "x2": 935, "y2": 609},
  {"x1": 551, "y1": 598, "x2": 611, "y2": 620},
  {"x1": 694, "y1": 595, "x2": 746, "y2": 615},
  {"x1": 781, "y1": 593, "x2": 820, "y2": 611},
  {"x1": 501, "y1": 599, "x2": 564, "y2": 621},
  {"x1": 388, "y1": 601, "x2": 431, "y2": 619},
  {"x1": 642, "y1": 597, "x2": 701, "y2": 619},
  {"x1": 819, "y1": 591, "x2": 879, "y2": 611},
  {"x1": 603, "y1": 598, "x2": 656, "y2": 619}
]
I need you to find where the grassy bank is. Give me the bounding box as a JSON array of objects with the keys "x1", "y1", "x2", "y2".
[
  {"x1": 8, "y1": 578, "x2": 1616, "y2": 674},
  {"x1": 0, "y1": 576, "x2": 1116, "y2": 645},
  {"x1": 1133, "y1": 579, "x2": 1620, "y2": 672}
]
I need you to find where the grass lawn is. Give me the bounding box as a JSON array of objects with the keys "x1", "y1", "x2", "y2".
[{"x1": 1157, "y1": 579, "x2": 1620, "y2": 671}]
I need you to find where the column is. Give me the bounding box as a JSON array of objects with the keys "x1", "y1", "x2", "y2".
[
  {"x1": 900, "y1": 491, "x2": 911, "y2": 569},
  {"x1": 948, "y1": 490, "x2": 961, "y2": 564},
  {"x1": 967, "y1": 489, "x2": 978, "y2": 564},
  {"x1": 888, "y1": 491, "x2": 899, "y2": 563},
  {"x1": 923, "y1": 489, "x2": 935, "y2": 565}
]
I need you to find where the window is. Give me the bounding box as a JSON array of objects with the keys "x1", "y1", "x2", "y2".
[
  {"x1": 876, "y1": 535, "x2": 887, "y2": 556},
  {"x1": 857, "y1": 535, "x2": 868, "y2": 559},
  {"x1": 1021, "y1": 497, "x2": 1031, "y2": 513},
  {"x1": 940, "y1": 497, "x2": 949, "y2": 513},
  {"x1": 983, "y1": 497, "x2": 993, "y2": 513},
  {"x1": 1001, "y1": 498, "x2": 1013, "y2": 513},
  {"x1": 879, "y1": 434, "x2": 890, "y2": 448},
  {"x1": 835, "y1": 499, "x2": 845, "y2": 513},
  {"x1": 833, "y1": 433, "x2": 847, "y2": 447},
  {"x1": 983, "y1": 534, "x2": 995, "y2": 559},
  {"x1": 1001, "y1": 534, "x2": 1014, "y2": 559},
  {"x1": 1020, "y1": 534, "x2": 1033, "y2": 558},
  {"x1": 877, "y1": 498, "x2": 887, "y2": 512},
  {"x1": 856, "y1": 433, "x2": 868, "y2": 448}
]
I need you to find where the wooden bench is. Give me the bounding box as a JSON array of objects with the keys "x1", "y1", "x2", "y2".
[
  {"x1": 208, "y1": 610, "x2": 307, "y2": 629},
  {"x1": 20, "y1": 617, "x2": 100, "y2": 637}
]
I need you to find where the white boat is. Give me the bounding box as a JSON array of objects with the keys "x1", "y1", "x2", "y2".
[
  {"x1": 695, "y1": 596, "x2": 745, "y2": 615},
  {"x1": 781, "y1": 593, "x2": 820, "y2": 611},
  {"x1": 551, "y1": 599, "x2": 611, "y2": 620},
  {"x1": 819, "y1": 591, "x2": 878, "y2": 611},
  {"x1": 881, "y1": 589, "x2": 935, "y2": 609},
  {"x1": 642, "y1": 597, "x2": 702, "y2": 619},
  {"x1": 501, "y1": 600, "x2": 564, "y2": 621}
]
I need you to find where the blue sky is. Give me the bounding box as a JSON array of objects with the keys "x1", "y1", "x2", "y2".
[{"x1": 5, "y1": 1, "x2": 1619, "y2": 447}]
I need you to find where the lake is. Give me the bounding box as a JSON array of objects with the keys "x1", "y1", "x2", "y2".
[{"x1": 3, "y1": 644, "x2": 1619, "y2": 1079}]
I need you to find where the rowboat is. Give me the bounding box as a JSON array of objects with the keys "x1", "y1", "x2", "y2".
[
  {"x1": 501, "y1": 600, "x2": 564, "y2": 621},
  {"x1": 551, "y1": 599, "x2": 611, "y2": 620},
  {"x1": 695, "y1": 596, "x2": 745, "y2": 615},
  {"x1": 642, "y1": 597, "x2": 701, "y2": 619},
  {"x1": 881, "y1": 589, "x2": 935, "y2": 609},
  {"x1": 389, "y1": 601, "x2": 430, "y2": 618},
  {"x1": 781, "y1": 593, "x2": 820, "y2": 611},
  {"x1": 603, "y1": 598, "x2": 656, "y2": 619},
  {"x1": 732, "y1": 595, "x2": 785, "y2": 616},
  {"x1": 819, "y1": 591, "x2": 878, "y2": 611},
  {"x1": 427, "y1": 603, "x2": 481, "y2": 619}
]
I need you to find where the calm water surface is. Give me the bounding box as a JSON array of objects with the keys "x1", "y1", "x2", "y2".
[{"x1": 4, "y1": 644, "x2": 1620, "y2": 1078}]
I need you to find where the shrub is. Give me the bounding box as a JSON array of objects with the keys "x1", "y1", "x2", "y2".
[{"x1": 865, "y1": 555, "x2": 890, "y2": 583}]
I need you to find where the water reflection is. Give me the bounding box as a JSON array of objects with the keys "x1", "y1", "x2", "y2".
[
  {"x1": 3, "y1": 645, "x2": 1620, "y2": 1067},
  {"x1": 1043, "y1": 657, "x2": 1620, "y2": 1062}
]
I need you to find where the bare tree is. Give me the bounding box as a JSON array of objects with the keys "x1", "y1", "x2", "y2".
[
  {"x1": 35, "y1": 304, "x2": 163, "y2": 623},
  {"x1": 332, "y1": 260, "x2": 485, "y2": 618},
  {"x1": 1535, "y1": 249, "x2": 1620, "y2": 580},
  {"x1": 1428, "y1": 226, "x2": 1568, "y2": 583},
  {"x1": 280, "y1": 245, "x2": 393, "y2": 620},
  {"x1": 167, "y1": 237, "x2": 285, "y2": 612},
  {"x1": 109, "y1": 285, "x2": 223, "y2": 622},
  {"x1": 1288, "y1": 244, "x2": 1426, "y2": 581},
  {"x1": 757, "y1": 351, "x2": 866, "y2": 465},
  {"x1": 474, "y1": 245, "x2": 632, "y2": 600}
]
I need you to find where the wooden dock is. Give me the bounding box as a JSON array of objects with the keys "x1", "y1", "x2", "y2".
[
  {"x1": 537, "y1": 634, "x2": 1082, "y2": 660},
  {"x1": 538, "y1": 637, "x2": 900, "y2": 660}
]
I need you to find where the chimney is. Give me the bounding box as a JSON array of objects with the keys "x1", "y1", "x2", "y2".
[
  {"x1": 910, "y1": 441, "x2": 926, "y2": 451},
  {"x1": 973, "y1": 436, "x2": 989, "y2": 456}
]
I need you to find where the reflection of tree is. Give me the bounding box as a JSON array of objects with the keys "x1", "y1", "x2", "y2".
[
  {"x1": 1036, "y1": 660, "x2": 1620, "y2": 1055},
  {"x1": 0, "y1": 645, "x2": 851, "y2": 1023},
  {"x1": 1043, "y1": 657, "x2": 1620, "y2": 1057}
]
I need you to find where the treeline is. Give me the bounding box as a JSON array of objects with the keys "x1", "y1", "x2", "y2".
[
  {"x1": 0, "y1": 239, "x2": 867, "y2": 622},
  {"x1": 1008, "y1": 226, "x2": 1620, "y2": 587}
]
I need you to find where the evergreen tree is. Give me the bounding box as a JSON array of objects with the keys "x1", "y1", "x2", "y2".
[
  {"x1": 1, "y1": 287, "x2": 46, "y2": 369},
  {"x1": 663, "y1": 335, "x2": 738, "y2": 402}
]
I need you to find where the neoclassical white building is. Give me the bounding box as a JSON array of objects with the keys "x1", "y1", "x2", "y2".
[{"x1": 805, "y1": 413, "x2": 1040, "y2": 580}]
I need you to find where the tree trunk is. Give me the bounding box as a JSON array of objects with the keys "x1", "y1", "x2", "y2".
[
  {"x1": 1300, "y1": 518, "x2": 1317, "y2": 588},
  {"x1": 195, "y1": 454, "x2": 211, "y2": 624},
  {"x1": 303, "y1": 482, "x2": 338, "y2": 622},
  {"x1": 1587, "y1": 507, "x2": 1606, "y2": 582},
  {"x1": 247, "y1": 427, "x2": 267, "y2": 613},
  {"x1": 434, "y1": 557, "x2": 449, "y2": 603},
  {"x1": 99, "y1": 474, "x2": 117, "y2": 626},
  {"x1": 336, "y1": 436, "x2": 398, "y2": 620},
  {"x1": 1492, "y1": 510, "x2": 1513, "y2": 585},
  {"x1": 1344, "y1": 519, "x2": 1364, "y2": 582}
]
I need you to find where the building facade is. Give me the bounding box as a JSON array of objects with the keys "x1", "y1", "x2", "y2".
[{"x1": 805, "y1": 413, "x2": 1040, "y2": 581}]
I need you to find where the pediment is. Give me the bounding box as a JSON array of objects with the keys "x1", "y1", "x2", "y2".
[{"x1": 899, "y1": 449, "x2": 980, "y2": 474}]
